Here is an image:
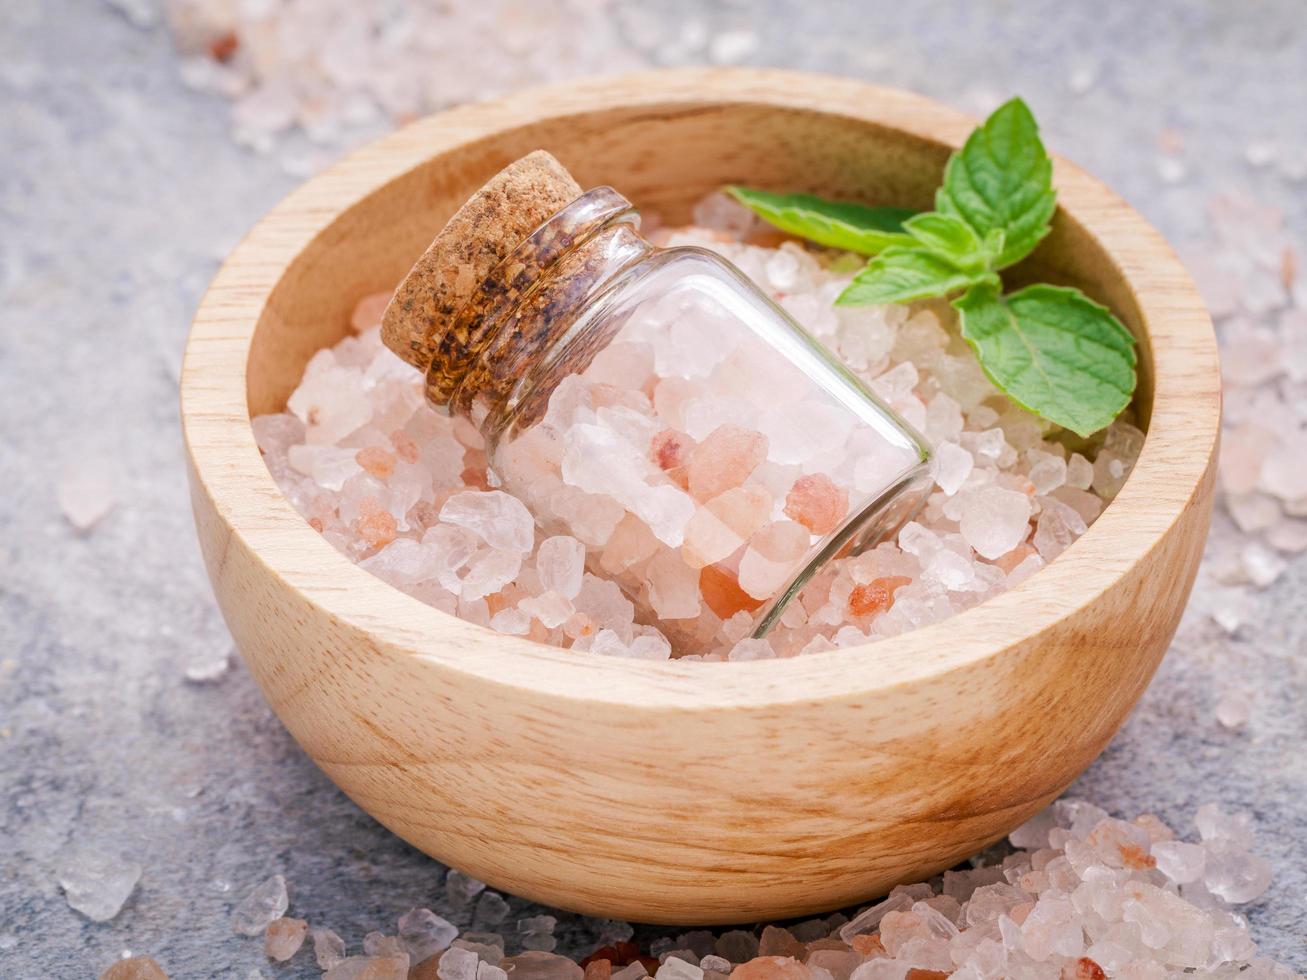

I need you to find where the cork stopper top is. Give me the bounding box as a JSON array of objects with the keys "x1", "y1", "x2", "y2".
[{"x1": 381, "y1": 150, "x2": 583, "y2": 371}]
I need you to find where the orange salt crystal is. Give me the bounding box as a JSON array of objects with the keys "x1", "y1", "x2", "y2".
[
  {"x1": 355, "y1": 446, "x2": 397, "y2": 480},
  {"x1": 784, "y1": 473, "x2": 849, "y2": 535},
  {"x1": 1119, "y1": 842, "x2": 1157, "y2": 870},
  {"x1": 390, "y1": 429, "x2": 420, "y2": 463},
  {"x1": 355, "y1": 499, "x2": 396, "y2": 549},
  {"x1": 992, "y1": 542, "x2": 1036, "y2": 573},
  {"x1": 700, "y1": 564, "x2": 764, "y2": 620},
  {"x1": 208, "y1": 30, "x2": 239, "y2": 63},
  {"x1": 349, "y1": 290, "x2": 393, "y2": 333},
  {"x1": 849, "y1": 934, "x2": 886, "y2": 957},
  {"x1": 847, "y1": 575, "x2": 912, "y2": 618},
  {"x1": 732, "y1": 957, "x2": 811, "y2": 980},
  {"x1": 584, "y1": 961, "x2": 612, "y2": 980},
  {"x1": 1061, "y1": 959, "x2": 1107, "y2": 980},
  {"x1": 905, "y1": 972, "x2": 951, "y2": 980},
  {"x1": 687, "y1": 425, "x2": 768, "y2": 501},
  {"x1": 308, "y1": 517, "x2": 324, "y2": 533},
  {"x1": 461, "y1": 467, "x2": 491, "y2": 490}
]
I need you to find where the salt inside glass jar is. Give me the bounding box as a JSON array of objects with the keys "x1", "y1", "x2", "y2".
[{"x1": 383, "y1": 152, "x2": 931, "y2": 647}]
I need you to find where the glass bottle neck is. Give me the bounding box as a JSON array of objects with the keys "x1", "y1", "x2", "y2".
[{"x1": 426, "y1": 187, "x2": 654, "y2": 443}]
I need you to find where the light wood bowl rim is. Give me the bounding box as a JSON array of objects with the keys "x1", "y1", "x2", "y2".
[{"x1": 181, "y1": 67, "x2": 1219, "y2": 711}]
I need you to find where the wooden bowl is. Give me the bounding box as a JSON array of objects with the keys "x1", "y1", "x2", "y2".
[{"x1": 181, "y1": 69, "x2": 1219, "y2": 925}]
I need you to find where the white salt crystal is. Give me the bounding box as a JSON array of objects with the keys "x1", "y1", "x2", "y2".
[
  {"x1": 656, "y1": 958, "x2": 704, "y2": 980},
  {"x1": 1215, "y1": 690, "x2": 1252, "y2": 729},
  {"x1": 1195, "y1": 803, "x2": 1255, "y2": 847},
  {"x1": 446, "y1": 869, "x2": 487, "y2": 908},
  {"x1": 1066, "y1": 453, "x2": 1094, "y2": 490},
  {"x1": 440, "y1": 491, "x2": 535, "y2": 555},
  {"x1": 1204, "y1": 841, "x2": 1273, "y2": 903},
  {"x1": 1151, "y1": 840, "x2": 1206, "y2": 884},
  {"x1": 314, "y1": 928, "x2": 347, "y2": 970},
  {"x1": 439, "y1": 946, "x2": 480, "y2": 980},
  {"x1": 708, "y1": 30, "x2": 758, "y2": 64},
  {"x1": 533, "y1": 535, "x2": 586, "y2": 597},
  {"x1": 184, "y1": 647, "x2": 232, "y2": 684},
  {"x1": 955, "y1": 486, "x2": 1033, "y2": 560},
  {"x1": 1156, "y1": 155, "x2": 1187, "y2": 184},
  {"x1": 57, "y1": 463, "x2": 116, "y2": 531},
  {"x1": 1241, "y1": 541, "x2": 1287, "y2": 587},
  {"x1": 59, "y1": 851, "x2": 141, "y2": 922},
  {"x1": 458, "y1": 549, "x2": 523, "y2": 601},
  {"x1": 232, "y1": 874, "x2": 289, "y2": 936},
  {"x1": 932, "y1": 442, "x2": 973, "y2": 496},
  {"x1": 1027, "y1": 452, "x2": 1067, "y2": 495}
]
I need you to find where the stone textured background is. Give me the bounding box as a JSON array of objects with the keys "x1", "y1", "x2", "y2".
[{"x1": 2, "y1": 0, "x2": 1305, "y2": 976}]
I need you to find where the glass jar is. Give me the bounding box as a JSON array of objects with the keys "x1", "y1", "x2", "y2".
[{"x1": 384, "y1": 153, "x2": 931, "y2": 651}]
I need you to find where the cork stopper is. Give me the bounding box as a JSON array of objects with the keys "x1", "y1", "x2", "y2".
[{"x1": 381, "y1": 151, "x2": 583, "y2": 373}]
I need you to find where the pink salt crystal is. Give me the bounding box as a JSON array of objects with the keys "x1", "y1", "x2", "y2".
[
  {"x1": 57, "y1": 463, "x2": 116, "y2": 532},
  {"x1": 682, "y1": 507, "x2": 746, "y2": 569},
  {"x1": 651, "y1": 428, "x2": 696, "y2": 477},
  {"x1": 355, "y1": 498, "x2": 398, "y2": 550},
  {"x1": 730, "y1": 957, "x2": 809, "y2": 980},
  {"x1": 1266, "y1": 517, "x2": 1307, "y2": 552},
  {"x1": 356, "y1": 446, "x2": 397, "y2": 480},
  {"x1": 390, "y1": 429, "x2": 421, "y2": 463},
  {"x1": 686, "y1": 425, "x2": 768, "y2": 502},
  {"x1": 706, "y1": 485, "x2": 772, "y2": 539},
  {"x1": 1218, "y1": 424, "x2": 1275, "y2": 496},
  {"x1": 314, "y1": 929, "x2": 347, "y2": 970},
  {"x1": 784, "y1": 474, "x2": 849, "y2": 535},
  {"x1": 440, "y1": 491, "x2": 535, "y2": 554},
  {"x1": 351, "y1": 291, "x2": 393, "y2": 333},
  {"x1": 1259, "y1": 432, "x2": 1307, "y2": 500},
  {"x1": 646, "y1": 551, "x2": 703, "y2": 619},
  {"x1": 536, "y1": 535, "x2": 585, "y2": 598},
  {"x1": 599, "y1": 515, "x2": 660, "y2": 575},
  {"x1": 758, "y1": 927, "x2": 805, "y2": 959},
  {"x1": 519, "y1": 591, "x2": 574, "y2": 630},
  {"x1": 265, "y1": 916, "x2": 309, "y2": 961}
]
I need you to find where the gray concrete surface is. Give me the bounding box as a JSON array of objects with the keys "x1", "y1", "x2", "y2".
[{"x1": 2, "y1": 0, "x2": 1305, "y2": 975}]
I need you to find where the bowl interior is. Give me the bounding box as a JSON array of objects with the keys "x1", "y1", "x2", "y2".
[{"x1": 246, "y1": 101, "x2": 1154, "y2": 434}]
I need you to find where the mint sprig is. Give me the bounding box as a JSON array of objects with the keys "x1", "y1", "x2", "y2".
[
  {"x1": 728, "y1": 97, "x2": 1137, "y2": 437},
  {"x1": 723, "y1": 187, "x2": 914, "y2": 255}
]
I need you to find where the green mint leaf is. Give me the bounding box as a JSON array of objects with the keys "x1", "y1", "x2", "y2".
[
  {"x1": 836, "y1": 248, "x2": 994, "y2": 306},
  {"x1": 936, "y1": 97, "x2": 1056, "y2": 269},
  {"x1": 725, "y1": 186, "x2": 915, "y2": 255},
  {"x1": 954, "y1": 282, "x2": 1137, "y2": 437},
  {"x1": 902, "y1": 212, "x2": 984, "y2": 268}
]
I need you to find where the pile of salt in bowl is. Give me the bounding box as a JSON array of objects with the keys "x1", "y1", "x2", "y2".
[{"x1": 253, "y1": 195, "x2": 1141, "y2": 660}]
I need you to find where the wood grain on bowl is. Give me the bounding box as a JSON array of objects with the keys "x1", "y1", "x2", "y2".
[{"x1": 181, "y1": 69, "x2": 1219, "y2": 924}]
